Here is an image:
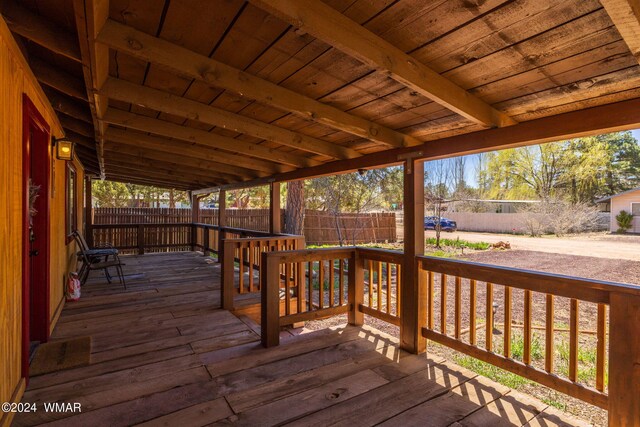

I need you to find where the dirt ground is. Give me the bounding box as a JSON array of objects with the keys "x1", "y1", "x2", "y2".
[
  {"x1": 305, "y1": 249, "x2": 640, "y2": 426},
  {"x1": 430, "y1": 230, "x2": 640, "y2": 261}
]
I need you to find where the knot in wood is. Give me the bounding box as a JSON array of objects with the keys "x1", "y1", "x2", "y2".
[
  {"x1": 325, "y1": 387, "x2": 347, "y2": 400},
  {"x1": 126, "y1": 38, "x2": 143, "y2": 51}
]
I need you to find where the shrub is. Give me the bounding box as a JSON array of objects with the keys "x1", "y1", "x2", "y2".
[
  {"x1": 616, "y1": 210, "x2": 633, "y2": 233},
  {"x1": 519, "y1": 199, "x2": 600, "y2": 237}
]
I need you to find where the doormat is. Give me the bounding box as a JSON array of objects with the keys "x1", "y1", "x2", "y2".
[{"x1": 30, "y1": 337, "x2": 91, "y2": 376}]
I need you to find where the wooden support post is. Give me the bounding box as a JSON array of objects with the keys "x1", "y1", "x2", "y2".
[
  {"x1": 84, "y1": 176, "x2": 93, "y2": 247},
  {"x1": 137, "y1": 224, "x2": 144, "y2": 255},
  {"x1": 261, "y1": 253, "x2": 281, "y2": 347},
  {"x1": 190, "y1": 193, "x2": 199, "y2": 251},
  {"x1": 608, "y1": 292, "x2": 640, "y2": 425},
  {"x1": 203, "y1": 228, "x2": 210, "y2": 257},
  {"x1": 400, "y1": 158, "x2": 426, "y2": 354},
  {"x1": 217, "y1": 190, "x2": 226, "y2": 263},
  {"x1": 348, "y1": 250, "x2": 364, "y2": 325},
  {"x1": 270, "y1": 182, "x2": 281, "y2": 234},
  {"x1": 222, "y1": 239, "x2": 235, "y2": 311}
]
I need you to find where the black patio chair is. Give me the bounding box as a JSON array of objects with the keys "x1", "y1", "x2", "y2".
[{"x1": 72, "y1": 231, "x2": 126, "y2": 288}]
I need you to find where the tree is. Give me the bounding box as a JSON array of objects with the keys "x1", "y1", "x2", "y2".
[
  {"x1": 424, "y1": 159, "x2": 454, "y2": 248},
  {"x1": 478, "y1": 132, "x2": 640, "y2": 203},
  {"x1": 92, "y1": 181, "x2": 130, "y2": 207},
  {"x1": 306, "y1": 170, "x2": 387, "y2": 245},
  {"x1": 284, "y1": 180, "x2": 304, "y2": 235}
]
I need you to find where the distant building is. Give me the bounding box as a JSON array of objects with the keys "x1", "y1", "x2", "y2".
[{"x1": 596, "y1": 188, "x2": 640, "y2": 232}]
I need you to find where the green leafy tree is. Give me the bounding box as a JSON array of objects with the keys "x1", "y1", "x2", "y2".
[{"x1": 92, "y1": 181, "x2": 130, "y2": 207}]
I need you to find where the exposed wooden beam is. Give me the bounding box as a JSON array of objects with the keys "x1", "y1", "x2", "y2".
[
  {"x1": 103, "y1": 108, "x2": 312, "y2": 170},
  {"x1": 103, "y1": 153, "x2": 227, "y2": 185},
  {"x1": 60, "y1": 115, "x2": 94, "y2": 138},
  {"x1": 104, "y1": 128, "x2": 262, "y2": 179},
  {"x1": 43, "y1": 86, "x2": 93, "y2": 124},
  {"x1": 29, "y1": 56, "x2": 87, "y2": 101},
  {"x1": 100, "y1": 77, "x2": 361, "y2": 160},
  {"x1": 96, "y1": 19, "x2": 420, "y2": 148},
  {"x1": 65, "y1": 130, "x2": 97, "y2": 149},
  {"x1": 103, "y1": 175, "x2": 193, "y2": 190},
  {"x1": 0, "y1": 0, "x2": 82, "y2": 62},
  {"x1": 104, "y1": 158, "x2": 219, "y2": 184},
  {"x1": 102, "y1": 142, "x2": 238, "y2": 182},
  {"x1": 600, "y1": 0, "x2": 640, "y2": 64},
  {"x1": 103, "y1": 164, "x2": 218, "y2": 188},
  {"x1": 192, "y1": 96, "x2": 640, "y2": 193},
  {"x1": 249, "y1": 0, "x2": 516, "y2": 129},
  {"x1": 73, "y1": 0, "x2": 109, "y2": 178}
]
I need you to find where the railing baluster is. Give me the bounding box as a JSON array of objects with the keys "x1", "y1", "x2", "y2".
[
  {"x1": 307, "y1": 261, "x2": 313, "y2": 311},
  {"x1": 396, "y1": 263, "x2": 401, "y2": 317},
  {"x1": 569, "y1": 298, "x2": 579, "y2": 382},
  {"x1": 297, "y1": 261, "x2": 304, "y2": 315},
  {"x1": 441, "y1": 273, "x2": 448, "y2": 335},
  {"x1": 319, "y1": 260, "x2": 325, "y2": 310},
  {"x1": 470, "y1": 279, "x2": 477, "y2": 345},
  {"x1": 428, "y1": 271, "x2": 434, "y2": 330},
  {"x1": 455, "y1": 276, "x2": 462, "y2": 340},
  {"x1": 524, "y1": 289, "x2": 532, "y2": 365},
  {"x1": 248, "y1": 241, "x2": 255, "y2": 292},
  {"x1": 545, "y1": 294, "x2": 554, "y2": 373},
  {"x1": 386, "y1": 262, "x2": 391, "y2": 314},
  {"x1": 596, "y1": 303, "x2": 606, "y2": 392},
  {"x1": 377, "y1": 261, "x2": 383, "y2": 311},
  {"x1": 339, "y1": 259, "x2": 345, "y2": 306},
  {"x1": 238, "y1": 247, "x2": 245, "y2": 294},
  {"x1": 285, "y1": 262, "x2": 292, "y2": 316},
  {"x1": 368, "y1": 260, "x2": 374, "y2": 308},
  {"x1": 504, "y1": 286, "x2": 512, "y2": 358},
  {"x1": 329, "y1": 259, "x2": 335, "y2": 307},
  {"x1": 486, "y1": 282, "x2": 494, "y2": 352}
]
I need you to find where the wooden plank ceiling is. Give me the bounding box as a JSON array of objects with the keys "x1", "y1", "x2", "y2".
[{"x1": 2, "y1": 0, "x2": 640, "y2": 190}]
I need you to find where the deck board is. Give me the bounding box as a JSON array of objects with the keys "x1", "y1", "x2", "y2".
[{"x1": 15, "y1": 253, "x2": 591, "y2": 426}]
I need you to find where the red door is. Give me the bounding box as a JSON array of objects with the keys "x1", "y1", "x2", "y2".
[{"x1": 22, "y1": 94, "x2": 51, "y2": 379}]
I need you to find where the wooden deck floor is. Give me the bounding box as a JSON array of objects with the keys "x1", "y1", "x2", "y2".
[{"x1": 15, "y1": 252, "x2": 591, "y2": 426}]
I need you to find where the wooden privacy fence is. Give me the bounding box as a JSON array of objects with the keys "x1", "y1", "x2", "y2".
[{"x1": 93, "y1": 208, "x2": 396, "y2": 245}]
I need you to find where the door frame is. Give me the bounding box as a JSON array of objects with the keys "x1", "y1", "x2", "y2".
[{"x1": 21, "y1": 94, "x2": 51, "y2": 379}]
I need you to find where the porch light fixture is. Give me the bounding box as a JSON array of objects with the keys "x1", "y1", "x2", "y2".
[{"x1": 52, "y1": 137, "x2": 75, "y2": 161}]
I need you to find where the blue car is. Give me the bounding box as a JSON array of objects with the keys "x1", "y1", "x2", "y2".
[{"x1": 424, "y1": 216, "x2": 457, "y2": 232}]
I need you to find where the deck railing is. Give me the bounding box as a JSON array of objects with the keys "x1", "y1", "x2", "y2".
[
  {"x1": 92, "y1": 223, "x2": 193, "y2": 254},
  {"x1": 260, "y1": 247, "x2": 404, "y2": 346},
  {"x1": 417, "y1": 255, "x2": 640, "y2": 418},
  {"x1": 260, "y1": 248, "x2": 640, "y2": 423},
  {"x1": 221, "y1": 235, "x2": 305, "y2": 311},
  {"x1": 358, "y1": 248, "x2": 403, "y2": 327}
]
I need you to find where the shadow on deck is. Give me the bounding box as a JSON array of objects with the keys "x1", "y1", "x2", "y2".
[{"x1": 15, "y1": 252, "x2": 590, "y2": 426}]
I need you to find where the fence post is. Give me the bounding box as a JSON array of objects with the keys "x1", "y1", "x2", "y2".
[
  {"x1": 222, "y1": 239, "x2": 235, "y2": 311},
  {"x1": 137, "y1": 224, "x2": 145, "y2": 255},
  {"x1": 261, "y1": 252, "x2": 281, "y2": 347},
  {"x1": 608, "y1": 292, "x2": 640, "y2": 425},
  {"x1": 348, "y1": 249, "x2": 364, "y2": 326}
]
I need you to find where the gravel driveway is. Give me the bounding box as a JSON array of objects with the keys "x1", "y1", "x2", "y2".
[{"x1": 429, "y1": 230, "x2": 640, "y2": 261}]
